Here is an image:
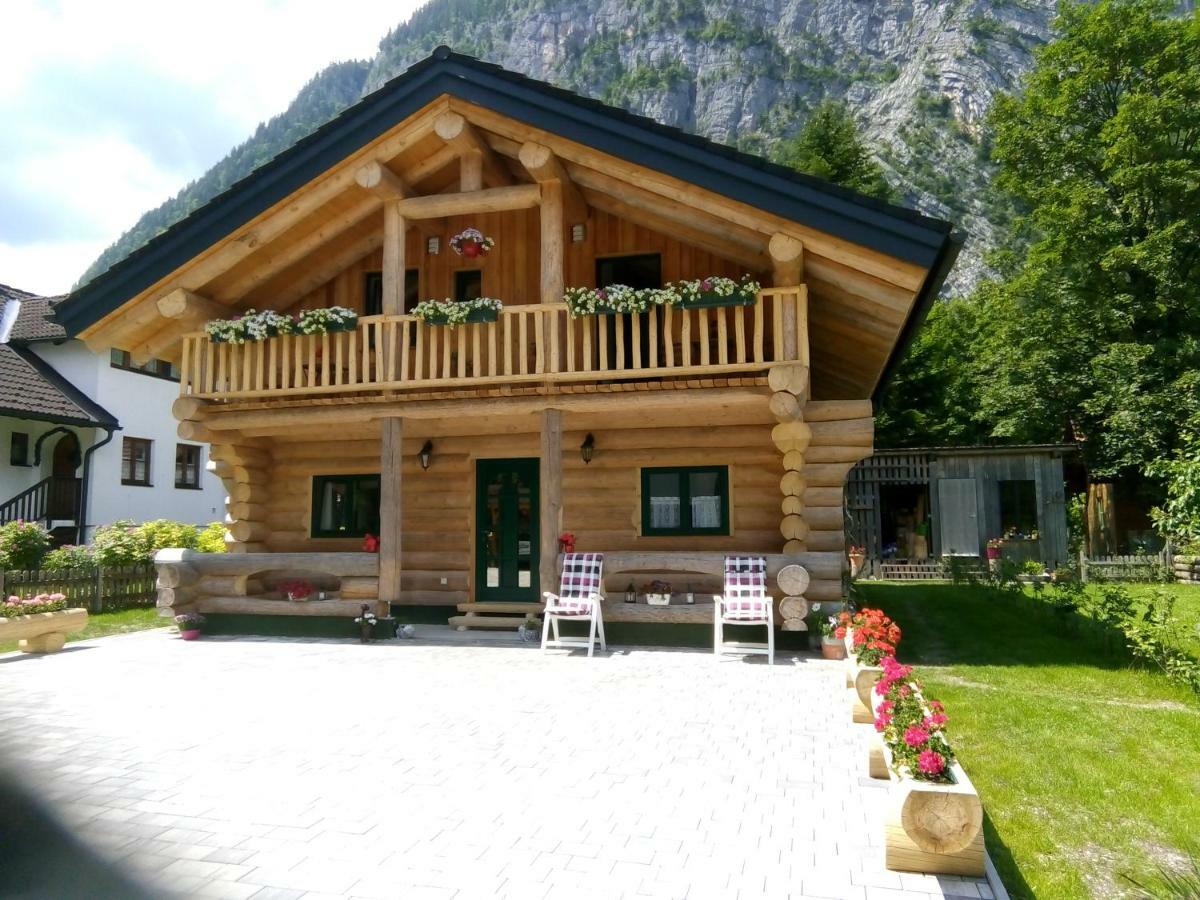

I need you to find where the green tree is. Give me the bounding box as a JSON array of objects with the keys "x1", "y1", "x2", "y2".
[
  {"x1": 975, "y1": 0, "x2": 1200, "y2": 477},
  {"x1": 776, "y1": 100, "x2": 893, "y2": 200}
]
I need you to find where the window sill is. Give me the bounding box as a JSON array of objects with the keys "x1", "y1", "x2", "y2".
[
  {"x1": 174, "y1": 484, "x2": 203, "y2": 491},
  {"x1": 121, "y1": 481, "x2": 153, "y2": 488}
]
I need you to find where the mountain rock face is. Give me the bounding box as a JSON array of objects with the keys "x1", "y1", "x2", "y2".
[{"x1": 81, "y1": 0, "x2": 1065, "y2": 295}]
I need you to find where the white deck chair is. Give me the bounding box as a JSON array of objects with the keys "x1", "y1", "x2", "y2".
[
  {"x1": 714, "y1": 555, "x2": 774, "y2": 665},
  {"x1": 541, "y1": 552, "x2": 607, "y2": 657}
]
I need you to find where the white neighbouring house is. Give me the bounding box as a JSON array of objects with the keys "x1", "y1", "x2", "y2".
[{"x1": 0, "y1": 284, "x2": 226, "y2": 544}]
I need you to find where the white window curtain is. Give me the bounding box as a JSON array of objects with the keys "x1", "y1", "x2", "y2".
[
  {"x1": 690, "y1": 495, "x2": 721, "y2": 528},
  {"x1": 650, "y1": 496, "x2": 680, "y2": 528}
]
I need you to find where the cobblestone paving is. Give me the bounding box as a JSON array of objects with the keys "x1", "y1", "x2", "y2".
[{"x1": 0, "y1": 629, "x2": 993, "y2": 899}]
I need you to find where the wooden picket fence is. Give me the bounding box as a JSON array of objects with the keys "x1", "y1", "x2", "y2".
[
  {"x1": 1078, "y1": 549, "x2": 1172, "y2": 583},
  {"x1": 0, "y1": 564, "x2": 157, "y2": 613}
]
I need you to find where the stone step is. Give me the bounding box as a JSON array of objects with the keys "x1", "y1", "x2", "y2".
[
  {"x1": 455, "y1": 602, "x2": 544, "y2": 614},
  {"x1": 448, "y1": 614, "x2": 542, "y2": 631}
]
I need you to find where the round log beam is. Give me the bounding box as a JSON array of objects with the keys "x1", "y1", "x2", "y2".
[
  {"x1": 769, "y1": 391, "x2": 802, "y2": 423},
  {"x1": 780, "y1": 515, "x2": 809, "y2": 542},
  {"x1": 779, "y1": 596, "x2": 809, "y2": 620},
  {"x1": 780, "y1": 471, "x2": 806, "y2": 497},
  {"x1": 767, "y1": 363, "x2": 810, "y2": 397},
  {"x1": 777, "y1": 564, "x2": 810, "y2": 596}
]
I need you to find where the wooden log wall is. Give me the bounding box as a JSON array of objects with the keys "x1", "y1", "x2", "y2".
[
  {"x1": 286, "y1": 207, "x2": 756, "y2": 316},
  {"x1": 234, "y1": 411, "x2": 866, "y2": 608}
]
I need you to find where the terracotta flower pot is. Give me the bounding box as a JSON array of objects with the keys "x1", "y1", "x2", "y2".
[
  {"x1": 180, "y1": 629, "x2": 201, "y2": 641},
  {"x1": 821, "y1": 637, "x2": 847, "y2": 660}
]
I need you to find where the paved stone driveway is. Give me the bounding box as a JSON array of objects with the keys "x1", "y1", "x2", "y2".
[{"x1": 0, "y1": 630, "x2": 993, "y2": 899}]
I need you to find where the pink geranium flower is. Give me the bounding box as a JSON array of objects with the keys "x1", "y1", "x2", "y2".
[
  {"x1": 918, "y1": 749, "x2": 946, "y2": 776},
  {"x1": 903, "y1": 726, "x2": 930, "y2": 748}
]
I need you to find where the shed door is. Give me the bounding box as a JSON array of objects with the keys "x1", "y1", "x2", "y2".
[{"x1": 937, "y1": 478, "x2": 979, "y2": 555}]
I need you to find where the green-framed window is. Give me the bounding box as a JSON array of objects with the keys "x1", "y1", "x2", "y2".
[
  {"x1": 640, "y1": 466, "x2": 730, "y2": 536},
  {"x1": 311, "y1": 474, "x2": 381, "y2": 538}
]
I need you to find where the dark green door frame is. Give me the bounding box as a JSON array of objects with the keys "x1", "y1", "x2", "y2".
[{"x1": 475, "y1": 458, "x2": 540, "y2": 602}]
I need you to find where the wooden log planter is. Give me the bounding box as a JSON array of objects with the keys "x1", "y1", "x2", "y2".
[
  {"x1": 844, "y1": 630, "x2": 883, "y2": 724},
  {"x1": 0, "y1": 607, "x2": 88, "y2": 653},
  {"x1": 154, "y1": 549, "x2": 382, "y2": 618}
]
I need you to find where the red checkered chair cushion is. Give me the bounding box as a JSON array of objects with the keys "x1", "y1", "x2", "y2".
[
  {"x1": 720, "y1": 555, "x2": 770, "y2": 621},
  {"x1": 545, "y1": 553, "x2": 604, "y2": 616}
]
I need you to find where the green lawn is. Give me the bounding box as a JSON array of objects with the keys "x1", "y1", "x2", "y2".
[
  {"x1": 0, "y1": 606, "x2": 164, "y2": 654},
  {"x1": 857, "y1": 582, "x2": 1200, "y2": 900}
]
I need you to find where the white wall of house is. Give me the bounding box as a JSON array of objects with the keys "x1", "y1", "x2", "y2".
[
  {"x1": 0, "y1": 415, "x2": 96, "y2": 503},
  {"x1": 9, "y1": 340, "x2": 226, "y2": 541}
]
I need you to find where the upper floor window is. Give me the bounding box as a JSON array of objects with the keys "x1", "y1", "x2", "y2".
[
  {"x1": 110, "y1": 349, "x2": 179, "y2": 381},
  {"x1": 364, "y1": 269, "x2": 420, "y2": 315},
  {"x1": 175, "y1": 444, "x2": 202, "y2": 490},
  {"x1": 121, "y1": 437, "x2": 152, "y2": 487},
  {"x1": 9, "y1": 432, "x2": 30, "y2": 467},
  {"x1": 640, "y1": 465, "x2": 729, "y2": 536},
  {"x1": 597, "y1": 253, "x2": 662, "y2": 290}
]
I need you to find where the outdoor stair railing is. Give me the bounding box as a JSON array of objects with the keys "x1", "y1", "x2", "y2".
[
  {"x1": 0, "y1": 476, "x2": 81, "y2": 525},
  {"x1": 178, "y1": 287, "x2": 808, "y2": 401}
]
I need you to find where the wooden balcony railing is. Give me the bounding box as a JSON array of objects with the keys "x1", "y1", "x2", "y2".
[{"x1": 179, "y1": 286, "x2": 807, "y2": 401}]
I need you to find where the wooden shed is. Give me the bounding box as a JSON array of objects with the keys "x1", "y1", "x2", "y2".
[{"x1": 846, "y1": 445, "x2": 1073, "y2": 576}]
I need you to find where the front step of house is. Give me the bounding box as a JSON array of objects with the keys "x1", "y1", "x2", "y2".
[{"x1": 449, "y1": 602, "x2": 543, "y2": 632}]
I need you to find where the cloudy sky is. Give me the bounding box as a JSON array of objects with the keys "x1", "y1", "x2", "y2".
[{"x1": 0, "y1": 0, "x2": 425, "y2": 296}]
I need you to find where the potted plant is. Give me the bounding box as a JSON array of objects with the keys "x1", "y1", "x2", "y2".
[
  {"x1": 814, "y1": 609, "x2": 846, "y2": 660},
  {"x1": 449, "y1": 227, "x2": 495, "y2": 258},
  {"x1": 562, "y1": 284, "x2": 663, "y2": 317},
  {"x1": 643, "y1": 580, "x2": 672, "y2": 606},
  {"x1": 848, "y1": 544, "x2": 867, "y2": 578},
  {"x1": 673, "y1": 276, "x2": 759, "y2": 309},
  {"x1": 279, "y1": 579, "x2": 315, "y2": 602},
  {"x1": 412, "y1": 297, "x2": 502, "y2": 326},
  {"x1": 175, "y1": 612, "x2": 206, "y2": 641},
  {"x1": 355, "y1": 604, "x2": 378, "y2": 642}
]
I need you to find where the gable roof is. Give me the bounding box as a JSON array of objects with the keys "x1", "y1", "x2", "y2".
[
  {"x1": 53, "y1": 46, "x2": 961, "y2": 362},
  {"x1": 0, "y1": 344, "x2": 118, "y2": 428},
  {"x1": 0, "y1": 284, "x2": 67, "y2": 343}
]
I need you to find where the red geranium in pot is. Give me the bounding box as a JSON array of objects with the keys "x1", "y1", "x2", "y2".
[{"x1": 450, "y1": 227, "x2": 495, "y2": 259}]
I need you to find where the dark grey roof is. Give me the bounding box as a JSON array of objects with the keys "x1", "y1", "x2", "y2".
[
  {"x1": 0, "y1": 344, "x2": 118, "y2": 428},
  {"x1": 0, "y1": 283, "x2": 67, "y2": 343},
  {"x1": 54, "y1": 46, "x2": 960, "y2": 354}
]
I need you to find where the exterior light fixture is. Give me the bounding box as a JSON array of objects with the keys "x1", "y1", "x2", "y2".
[
  {"x1": 419, "y1": 440, "x2": 434, "y2": 470},
  {"x1": 427, "y1": 236, "x2": 440, "y2": 255},
  {"x1": 580, "y1": 433, "x2": 595, "y2": 464},
  {"x1": 571, "y1": 223, "x2": 586, "y2": 243}
]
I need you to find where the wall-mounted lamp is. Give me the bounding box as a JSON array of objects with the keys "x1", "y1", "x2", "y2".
[
  {"x1": 570, "y1": 223, "x2": 586, "y2": 243},
  {"x1": 419, "y1": 440, "x2": 434, "y2": 470},
  {"x1": 426, "y1": 236, "x2": 440, "y2": 255},
  {"x1": 580, "y1": 433, "x2": 595, "y2": 464}
]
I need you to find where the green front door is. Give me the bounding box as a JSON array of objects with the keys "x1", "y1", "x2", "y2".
[{"x1": 475, "y1": 458, "x2": 540, "y2": 602}]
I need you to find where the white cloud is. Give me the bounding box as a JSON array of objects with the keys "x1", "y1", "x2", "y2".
[{"x1": 1, "y1": 0, "x2": 425, "y2": 294}]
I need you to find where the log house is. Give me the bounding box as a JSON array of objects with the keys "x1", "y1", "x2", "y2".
[{"x1": 53, "y1": 48, "x2": 961, "y2": 632}]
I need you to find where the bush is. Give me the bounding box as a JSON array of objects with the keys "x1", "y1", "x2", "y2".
[
  {"x1": 196, "y1": 522, "x2": 227, "y2": 554},
  {"x1": 42, "y1": 544, "x2": 97, "y2": 571},
  {"x1": 92, "y1": 519, "x2": 224, "y2": 566},
  {"x1": 0, "y1": 520, "x2": 51, "y2": 570}
]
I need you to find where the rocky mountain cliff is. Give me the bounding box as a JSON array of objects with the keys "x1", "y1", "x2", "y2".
[{"x1": 80, "y1": 0, "x2": 1066, "y2": 295}]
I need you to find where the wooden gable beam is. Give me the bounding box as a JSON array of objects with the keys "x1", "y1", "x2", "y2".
[
  {"x1": 396, "y1": 184, "x2": 540, "y2": 219},
  {"x1": 518, "y1": 142, "x2": 587, "y2": 225},
  {"x1": 434, "y1": 111, "x2": 513, "y2": 190},
  {"x1": 129, "y1": 290, "x2": 227, "y2": 364},
  {"x1": 355, "y1": 160, "x2": 411, "y2": 200},
  {"x1": 244, "y1": 219, "x2": 385, "y2": 311}
]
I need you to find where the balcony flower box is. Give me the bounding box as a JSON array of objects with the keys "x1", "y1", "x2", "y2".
[
  {"x1": 413, "y1": 298, "x2": 502, "y2": 327},
  {"x1": 673, "y1": 276, "x2": 760, "y2": 309}
]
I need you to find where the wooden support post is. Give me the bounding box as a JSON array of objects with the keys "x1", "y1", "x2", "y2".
[
  {"x1": 379, "y1": 418, "x2": 403, "y2": 616},
  {"x1": 539, "y1": 409, "x2": 563, "y2": 597},
  {"x1": 382, "y1": 201, "x2": 406, "y2": 316},
  {"x1": 770, "y1": 233, "x2": 805, "y2": 361}
]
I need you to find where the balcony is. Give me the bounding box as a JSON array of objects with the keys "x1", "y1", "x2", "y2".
[{"x1": 178, "y1": 287, "x2": 807, "y2": 403}]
